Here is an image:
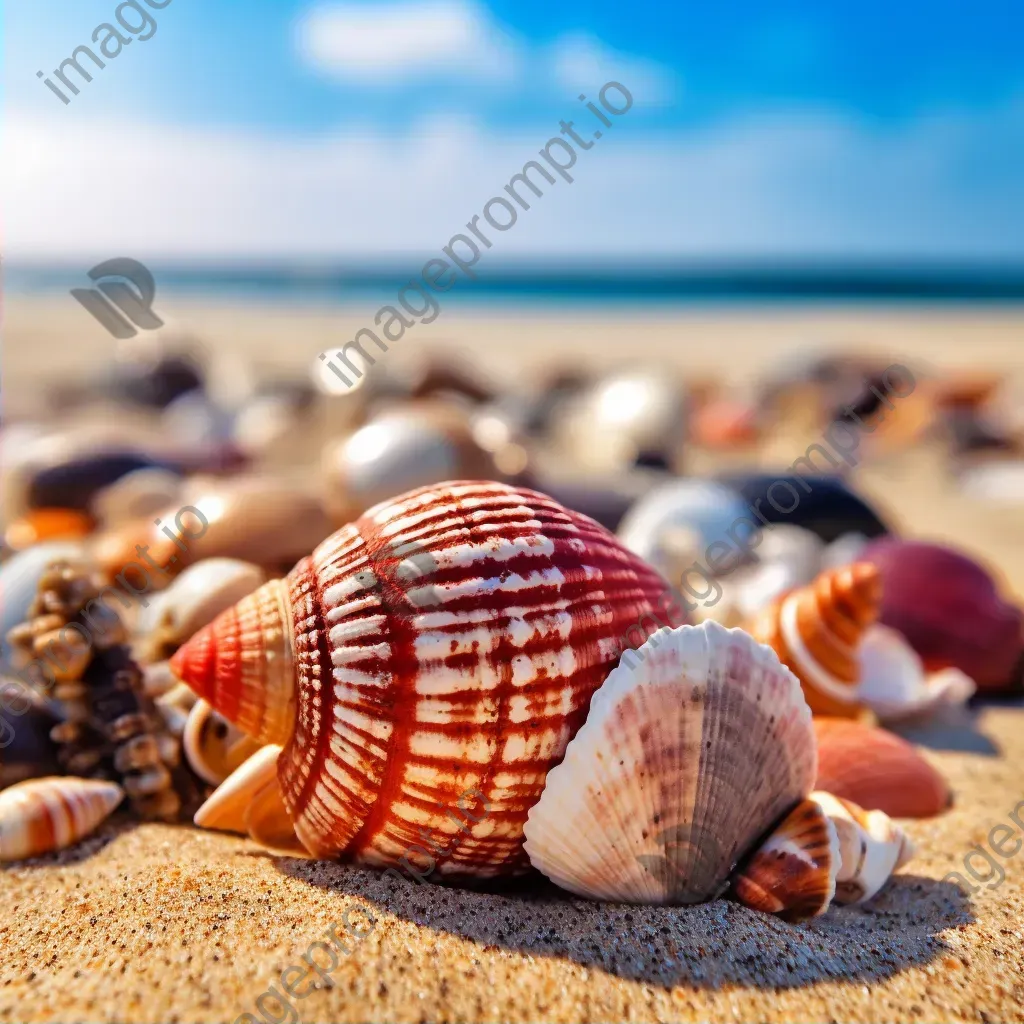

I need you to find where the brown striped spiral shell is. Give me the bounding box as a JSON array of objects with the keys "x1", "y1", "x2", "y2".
[{"x1": 171, "y1": 480, "x2": 677, "y2": 877}]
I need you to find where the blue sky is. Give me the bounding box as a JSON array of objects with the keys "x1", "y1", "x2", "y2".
[{"x1": 5, "y1": 0, "x2": 1024, "y2": 262}]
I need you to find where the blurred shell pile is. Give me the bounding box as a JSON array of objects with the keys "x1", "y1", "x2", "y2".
[{"x1": 171, "y1": 480, "x2": 675, "y2": 877}]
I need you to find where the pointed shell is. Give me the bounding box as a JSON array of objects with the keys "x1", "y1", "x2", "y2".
[
  {"x1": 0, "y1": 777, "x2": 124, "y2": 861},
  {"x1": 171, "y1": 480, "x2": 675, "y2": 877},
  {"x1": 811, "y1": 790, "x2": 914, "y2": 904},
  {"x1": 523, "y1": 621, "x2": 817, "y2": 904},
  {"x1": 730, "y1": 797, "x2": 840, "y2": 922},
  {"x1": 749, "y1": 563, "x2": 881, "y2": 718},
  {"x1": 814, "y1": 718, "x2": 952, "y2": 818}
]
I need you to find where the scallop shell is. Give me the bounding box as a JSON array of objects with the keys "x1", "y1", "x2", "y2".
[
  {"x1": 522, "y1": 621, "x2": 816, "y2": 904},
  {"x1": 0, "y1": 777, "x2": 124, "y2": 861},
  {"x1": 171, "y1": 480, "x2": 674, "y2": 877},
  {"x1": 729, "y1": 797, "x2": 839, "y2": 922},
  {"x1": 749, "y1": 563, "x2": 881, "y2": 718},
  {"x1": 811, "y1": 790, "x2": 914, "y2": 904},
  {"x1": 814, "y1": 718, "x2": 952, "y2": 818},
  {"x1": 861, "y1": 538, "x2": 1024, "y2": 694}
]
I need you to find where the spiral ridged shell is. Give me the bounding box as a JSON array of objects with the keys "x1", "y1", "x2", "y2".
[
  {"x1": 172, "y1": 480, "x2": 675, "y2": 876},
  {"x1": 749, "y1": 563, "x2": 881, "y2": 717}
]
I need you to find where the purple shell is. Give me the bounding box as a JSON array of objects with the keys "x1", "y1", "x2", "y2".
[{"x1": 861, "y1": 538, "x2": 1024, "y2": 694}]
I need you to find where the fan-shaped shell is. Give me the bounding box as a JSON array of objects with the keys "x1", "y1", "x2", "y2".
[
  {"x1": 0, "y1": 777, "x2": 124, "y2": 861},
  {"x1": 730, "y1": 797, "x2": 839, "y2": 922},
  {"x1": 814, "y1": 718, "x2": 952, "y2": 818},
  {"x1": 861, "y1": 538, "x2": 1024, "y2": 694},
  {"x1": 171, "y1": 480, "x2": 674, "y2": 877},
  {"x1": 522, "y1": 621, "x2": 816, "y2": 903},
  {"x1": 749, "y1": 563, "x2": 881, "y2": 718}
]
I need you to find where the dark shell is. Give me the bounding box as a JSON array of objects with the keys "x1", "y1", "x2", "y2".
[
  {"x1": 28, "y1": 453, "x2": 180, "y2": 513},
  {"x1": 0, "y1": 683, "x2": 61, "y2": 788},
  {"x1": 718, "y1": 473, "x2": 892, "y2": 542},
  {"x1": 861, "y1": 538, "x2": 1024, "y2": 693}
]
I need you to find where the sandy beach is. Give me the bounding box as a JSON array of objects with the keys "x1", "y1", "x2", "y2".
[{"x1": 3, "y1": 295, "x2": 1024, "y2": 1023}]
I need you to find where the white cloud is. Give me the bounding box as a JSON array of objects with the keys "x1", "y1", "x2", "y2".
[
  {"x1": 550, "y1": 33, "x2": 679, "y2": 107},
  {"x1": 4, "y1": 100, "x2": 1023, "y2": 263},
  {"x1": 296, "y1": 0, "x2": 521, "y2": 84}
]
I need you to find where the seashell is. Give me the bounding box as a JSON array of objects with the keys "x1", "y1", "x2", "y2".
[
  {"x1": 183, "y1": 699, "x2": 264, "y2": 786},
  {"x1": 813, "y1": 718, "x2": 952, "y2": 818},
  {"x1": 522, "y1": 621, "x2": 817, "y2": 904},
  {"x1": 193, "y1": 743, "x2": 308, "y2": 856},
  {"x1": 171, "y1": 480, "x2": 675, "y2": 876},
  {"x1": 322, "y1": 404, "x2": 499, "y2": 524},
  {"x1": 617, "y1": 480, "x2": 753, "y2": 581},
  {"x1": 4, "y1": 509, "x2": 95, "y2": 552},
  {"x1": 857, "y1": 625, "x2": 975, "y2": 722},
  {"x1": 28, "y1": 452, "x2": 179, "y2": 514},
  {"x1": 810, "y1": 791, "x2": 914, "y2": 904},
  {"x1": 137, "y1": 558, "x2": 266, "y2": 662},
  {"x1": 96, "y1": 476, "x2": 334, "y2": 584},
  {"x1": 729, "y1": 797, "x2": 839, "y2": 922},
  {"x1": 861, "y1": 538, "x2": 1024, "y2": 694},
  {"x1": 0, "y1": 681, "x2": 61, "y2": 789},
  {"x1": 556, "y1": 369, "x2": 687, "y2": 473},
  {"x1": 748, "y1": 563, "x2": 881, "y2": 718},
  {"x1": 691, "y1": 393, "x2": 761, "y2": 449},
  {"x1": 0, "y1": 542, "x2": 89, "y2": 670},
  {"x1": 0, "y1": 777, "x2": 124, "y2": 861},
  {"x1": 732, "y1": 526, "x2": 827, "y2": 620},
  {"x1": 91, "y1": 468, "x2": 184, "y2": 530},
  {"x1": 718, "y1": 473, "x2": 892, "y2": 543},
  {"x1": 527, "y1": 469, "x2": 660, "y2": 533}
]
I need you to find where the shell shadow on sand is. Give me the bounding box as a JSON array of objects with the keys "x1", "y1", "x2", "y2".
[
  {"x1": 273, "y1": 858, "x2": 974, "y2": 991},
  {"x1": 887, "y1": 704, "x2": 1001, "y2": 756}
]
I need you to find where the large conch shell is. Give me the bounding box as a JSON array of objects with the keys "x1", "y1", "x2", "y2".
[
  {"x1": 729, "y1": 796, "x2": 839, "y2": 922},
  {"x1": 0, "y1": 777, "x2": 124, "y2": 862},
  {"x1": 522, "y1": 621, "x2": 817, "y2": 903},
  {"x1": 811, "y1": 791, "x2": 915, "y2": 904},
  {"x1": 749, "y1": 563, "x2": 881, "y2": 718},
  {"x1": 813, "y1": 718, "x2": 952, "y2": 818},
  {"x1": 171, "y1": 481, "x2": 674, "y2": 877}
]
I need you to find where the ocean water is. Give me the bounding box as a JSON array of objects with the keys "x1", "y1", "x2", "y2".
[{"x1": 8, "y1": 262, "x2": 1024, "y2": 307}]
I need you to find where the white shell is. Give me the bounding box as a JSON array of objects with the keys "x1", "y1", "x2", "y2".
[
  {"x1": 138, "y1": 557, "x2": 266, "y2": 654},
  {"x1": 523, "y1": 621, "x2": 816, "y2": 904},
  {"x1": 811, "y1": 791, "x2": 914, "y2": 904},
  {"x1": 857, "y1": 625, "x2": 976, "y2": 722}
]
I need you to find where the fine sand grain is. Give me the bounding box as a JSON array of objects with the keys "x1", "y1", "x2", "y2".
[{"x1": 3, "y1": 297, "x2": 1024, "y2": 1023}]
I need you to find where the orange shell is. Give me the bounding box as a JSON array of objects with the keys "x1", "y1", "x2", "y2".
[
  {"x1": 0, "y1": 777, "x2": 124, "y2": 862},
  {"x1": 4, "y1": 508, "x2": 94, "y2": 551},
  {"x1": 749, "y1": 563, "x2": 881, "y2": 718},
  {"x1": 171, "y1": 480, "x2": 675, "y2": 877},
  {"x1": 814, "y1": 718, "x2": 952, "y2": 818},
  {"x1": 730, "y1": 797, "x2": 838, "y2": 922}
]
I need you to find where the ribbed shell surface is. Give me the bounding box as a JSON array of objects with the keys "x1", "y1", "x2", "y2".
[{"x1": 278, "y1": 480, "x2": 674, "y2": 876}]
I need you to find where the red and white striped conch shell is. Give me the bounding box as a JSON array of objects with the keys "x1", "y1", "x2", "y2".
[
  {"x1": 749, "y1": 563, "x2": 881, "y2": 718},
  {"x1": 0, "y1": 777, "x2": 124, "y2": 862},
  {"x1": 171, "y1": 481, "x2": 676, "y2": 877}
]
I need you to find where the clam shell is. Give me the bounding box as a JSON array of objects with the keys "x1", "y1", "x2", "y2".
[
  {"x1": 522, "y1": 621, "x2": 816, "y2": 904},
  {"x1": 814, "y1": 718, "x2": 952, "y2": 818},
  {"x1": 749, "y1": 563, "x2": 881, "y2": 718},
  {"x1": 811, "y1": 791, "x2": 914, "y2": 904},
  {"x1": 0, "y1": 777, "x2": 124, "y2": 861},
  {"x1": 171, "y1": 480, "x2": 675, "y2": 877},
  {"x1": 730, "y1": 797, "x2": 839, "y2": 922},
  {"x1": 861, "y1": 538, "x2": 1024, "y2": 694}
]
